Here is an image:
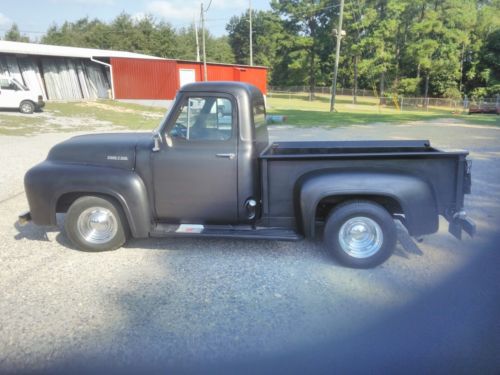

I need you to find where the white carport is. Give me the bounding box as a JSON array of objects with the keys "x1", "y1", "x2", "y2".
[{"x1": 0, "y1": 41, "x2": 161, "y2": 100}]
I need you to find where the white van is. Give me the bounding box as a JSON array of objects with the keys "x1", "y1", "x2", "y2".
[{"x1": 0, "y1": 77, "x2": 45, "y2": 114}]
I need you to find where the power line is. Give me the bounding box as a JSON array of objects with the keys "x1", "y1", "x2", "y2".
[
  {"x1": 287, "y1": 3, "x2": 342, "y2": 17},
  {"x1": 0, "y1": 17, "x2": 232, "y2": 38},
  {"x1": 0, "y1": 28, "x2": 46, "y2": 35},
  {"x1": 1, "y1": 3, "x2": 344, "y2": 41},
  {"x1": 204, "y1": 0, "x2": 213, "y2": 13}
]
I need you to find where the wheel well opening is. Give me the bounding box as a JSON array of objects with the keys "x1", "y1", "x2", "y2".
[
  {"x1": 316, "y1": 195, "x2": 404, "y2": 222},
  {"x1": 56, "y1": 192, "x2": 123, "y2": 214}
]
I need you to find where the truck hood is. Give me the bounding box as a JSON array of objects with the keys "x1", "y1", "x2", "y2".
[{"x1": 47, "y1": 132, "x2": 153, "y2": 170}]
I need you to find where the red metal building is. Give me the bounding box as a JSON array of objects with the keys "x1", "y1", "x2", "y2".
[{"x1": 110, "y1": 58, "x2": 267, "y2": 100}]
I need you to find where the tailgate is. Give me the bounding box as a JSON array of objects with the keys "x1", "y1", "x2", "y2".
[{"x1": 448, "y1": 157, "x2": 475, "y2": 239}]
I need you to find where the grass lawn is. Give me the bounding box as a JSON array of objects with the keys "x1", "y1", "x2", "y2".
[
  {"x1": 267, "y1": 93, "x2": 500, "y2": 128},
  {"x1": 1, "y1": 95, "x2": 498, "y2": 136},
  {"x1": 0, "y1": 114, "x2": 45, "y2": 136},
  {"x1": 45, "y1": 100, "x2": 165, "y2": 129},
  {"x1": 0, "y1": 100, "x2": 165, "y2": 136}
]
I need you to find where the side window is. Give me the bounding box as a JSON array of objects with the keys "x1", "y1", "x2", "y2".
[
  {"x1": 0, "y1": 79, "x2": 13, "y2": 90},
  {"x1": 253, "y1": 101, "x2": 266, "y2": 128},
  {"x1": 170, "y1": 96, "x2": 233, "y2": 141}
]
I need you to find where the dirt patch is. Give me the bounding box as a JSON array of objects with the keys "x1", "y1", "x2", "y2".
[
  {"x1": 78, "y1": 101, "x2": 164, "y2": 119},
  {"x1": 0, "y1": 111, "x2": 116, "y2": 136}
]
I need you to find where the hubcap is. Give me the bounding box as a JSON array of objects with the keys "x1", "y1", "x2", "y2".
[
  {"x1": 338, "y1": 216, "x2": 383, "y2": 258},
  {"x1": 21, "y1": 104, "x2": 32, "y2": 113},
  {"x1": 77, "y1": 207, "x2": 117, "y2": 244}
]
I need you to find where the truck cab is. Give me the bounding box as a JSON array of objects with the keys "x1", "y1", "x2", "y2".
[
  {"x1": 21, "y1": 82, "x2": 474, "y2": 268},
  {"x1": 0, "y1": 77, "x2": 44, "y2": 114},
  {"x1": 150, "y1": 82, "x2": 268, "y2": 225}
]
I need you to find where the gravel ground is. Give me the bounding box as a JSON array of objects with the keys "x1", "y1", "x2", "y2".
[{"x1": 0, "y1": 120, "x2": 499, "y2": 373}]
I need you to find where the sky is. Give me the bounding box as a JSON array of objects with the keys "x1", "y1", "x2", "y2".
[{"x1": 0, "y1": 0, "x2": 271, "y2": 40}]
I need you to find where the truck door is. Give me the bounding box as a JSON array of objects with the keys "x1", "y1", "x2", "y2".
[{"x1": 152, "y1": 94, "x2": 238, "y2": 223}]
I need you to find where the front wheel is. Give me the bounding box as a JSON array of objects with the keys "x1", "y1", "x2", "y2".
[
  {"x1": 64, "y1": 196, "x2": 128, "y2": 252},
  {"x1": 324, "y1": 200, "x2": 397, "y2": 268},
  {"x1": 19, "y1": 100, "x2": 35, "y2": 114}
]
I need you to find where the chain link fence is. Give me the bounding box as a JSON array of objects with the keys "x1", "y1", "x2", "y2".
[
  {"x1": 269, "y1": 86, "x2": 376, "y2": 97},
  {"x1": 268, "y1": 86, "x2": 500, "y2": 113}
]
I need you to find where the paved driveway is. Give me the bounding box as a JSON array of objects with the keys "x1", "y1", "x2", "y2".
[{"x1": 1, "y1": 120, "x2": 499, "y2": 373}]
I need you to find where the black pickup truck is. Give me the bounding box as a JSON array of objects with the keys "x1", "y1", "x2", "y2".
[{"x1": 20, "y1": 82, "x2": 475, "y2": 268}]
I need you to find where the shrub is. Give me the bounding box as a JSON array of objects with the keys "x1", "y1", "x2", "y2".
[
  {"x1": 443, "y1": 87, "x2": 462, "y2": 100},
  {"x1": 397, "y1": 78, "x2": 420, "y2": 96}
]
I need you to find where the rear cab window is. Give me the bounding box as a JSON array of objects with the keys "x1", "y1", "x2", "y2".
[
  {"x1": 253, "y1": 100, "x2": 266, "y2": 129},
  {"x1": 252, "y1": 98, "x2": 269, "y2": 147}
]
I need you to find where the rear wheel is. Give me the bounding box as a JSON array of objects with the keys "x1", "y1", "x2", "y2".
[
  {"x1": 324, "y1": 200, "x2": 397, "y2": 268},
  {"x1": 19, "y1": 100, "x2": 35, "y2": 114},
  {"x1": 64, "y1": 196, "x2": 128, "y2": 252}
]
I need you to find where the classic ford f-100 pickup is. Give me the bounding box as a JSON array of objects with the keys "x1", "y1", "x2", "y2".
[{"x1": 20, "y1": 82, "x2": 475, "y2": 268}]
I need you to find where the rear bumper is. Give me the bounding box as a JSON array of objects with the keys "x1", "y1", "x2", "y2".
[{"x1": 448, "y1": 211, "x2": 476, "y2": 240}]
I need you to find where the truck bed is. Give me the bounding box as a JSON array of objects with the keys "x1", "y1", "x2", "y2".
[
  {"x1": 259, "y1": 140, "x2": 470, "y2": 235},
  {"x1": 261, "y1": 140, "x2": 456, "y2": 158}
]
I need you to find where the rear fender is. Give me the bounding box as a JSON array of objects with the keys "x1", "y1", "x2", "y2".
[{"x1": 298, "y1": 171, "x2": 438, "y2": 238}]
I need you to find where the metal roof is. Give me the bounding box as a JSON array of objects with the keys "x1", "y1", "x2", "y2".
[{"x1": 0, "y1": 40, "x2": 164, "y2": 60}]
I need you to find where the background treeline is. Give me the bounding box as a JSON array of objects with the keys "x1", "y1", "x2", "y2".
[
  {"x1": 3, "y1": 14, "x2": 235, "y2": 68},
  {"x1": 3, "y1": 0, "x2": 500, "y2": 99}
]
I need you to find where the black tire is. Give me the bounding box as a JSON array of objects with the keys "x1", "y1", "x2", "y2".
[
  {"x1": 324, "y1": 200, "x2": 397, "y2": 268},
  {"x1": 19, "y1": 100, "x2": 35, "y2": 114},
  {"x1": 64, "y1": 196, "x2": 128, "y2": 252}
]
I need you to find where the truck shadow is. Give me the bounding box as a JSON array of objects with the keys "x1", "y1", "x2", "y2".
[
  {"x1": 12, "y1": 217, "x2": 424, "y2": 261},
  {"x1": 28, "y1": 234, "x2": 500, "y2": 375},
  {"x1": 126, "y1": 236, "x2": 333, "y2": 264},
  {"x1": 13, "y1": 213, "x2": 65, "y2": 244},
  {"x1": 13, "y1": 221, "x2": 53, "y2": 242},
  {"x1": 394, "y1": 223, "x2": 424, "y2": 258}
]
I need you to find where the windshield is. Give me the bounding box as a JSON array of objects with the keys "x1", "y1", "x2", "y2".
[
  {"x1": 153, "y1": 93, "x2": 180, "y2": 133},
  {"x1": 154, "y1": 107, "x2": 172, "y2": 134},
  {"x1": 12, "y1": 78, "x2": 28, "y2": 91}
]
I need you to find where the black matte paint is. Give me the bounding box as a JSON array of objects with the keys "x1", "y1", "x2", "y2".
[{"x1": 22, "y1": 81, "x2": 472, "y2": 242}]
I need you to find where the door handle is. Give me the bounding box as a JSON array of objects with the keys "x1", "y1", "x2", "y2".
[{"x1": 216, "y1": 153, "x2": 236, "y2": 160}]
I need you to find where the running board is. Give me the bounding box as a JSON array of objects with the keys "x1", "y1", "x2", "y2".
[{"x1": 150, "y1": 223, "x2": 303, "y2": 241}]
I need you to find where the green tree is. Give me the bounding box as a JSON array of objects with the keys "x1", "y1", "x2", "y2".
[
  {"x1": 175, "y1": 25, "x2": 200, "y2": 61},
  {"x1": 175, "y1": 25, "x2": 234, "y2": 63},
  {"x1": 206, "y1": 35, "x2": 235, "y2": 63},
  {"x1": 4, "y1": 23, "x2": 30, "y2": 42},
  {"x1": 227, "y1": 10, "x2": 284, "y2": 67},
  {"x1": 271, "y1": 0, "x2": 338, "y2": 94}
]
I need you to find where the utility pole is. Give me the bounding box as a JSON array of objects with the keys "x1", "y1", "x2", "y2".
[
  {"x1": 194, "y1": 16, "x2": 200, "y2": 62},
  {"x1": 201, "y1": 2, "x2": 208, "y2": 81},
  {"x1": 249, "y1": 0, "x2": 253, "y2": 66},
  {"x1": 329, "y1": 0, "x2": 345, "y2": 112}
]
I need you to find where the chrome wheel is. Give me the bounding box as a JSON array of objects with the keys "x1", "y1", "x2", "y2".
[
  {"x1": 338, "y1": 216, "x2": 383, "y2": 259},
  {"x1": 76, "y1": 207, "x2": 118, "y2": 244}
]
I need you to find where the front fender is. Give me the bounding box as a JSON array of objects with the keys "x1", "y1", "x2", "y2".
[
  {"x1": 298, "y1": 171, "x2": 438, "y2": 238},
  {"x1": 24, "y1": 161, "x2": 151, "y2": 238}
]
